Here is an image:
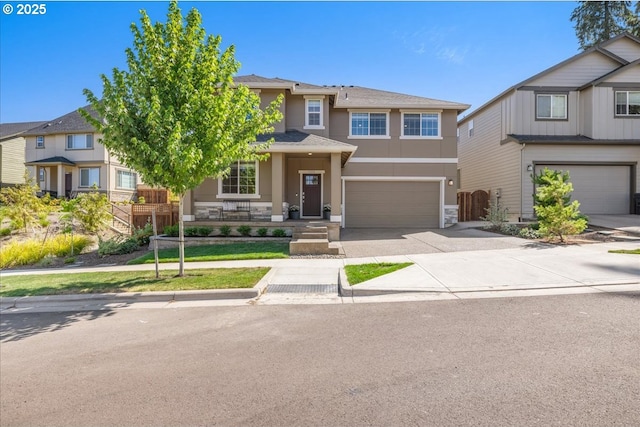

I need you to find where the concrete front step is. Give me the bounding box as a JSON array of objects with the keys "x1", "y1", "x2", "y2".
[
  {"x1": 289, "y1": 238, "x2": 339, "y2": 255},
  {"x1": 292, "y1": 232, "x2": 328, "y2": 240}
]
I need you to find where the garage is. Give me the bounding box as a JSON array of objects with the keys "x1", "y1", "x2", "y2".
[
  {"x1": 344, "y1": 180, "x2": 441, "y2": 228},
  {"x1": 536, "y1": 164, "x2": 631, "y2": 215}
]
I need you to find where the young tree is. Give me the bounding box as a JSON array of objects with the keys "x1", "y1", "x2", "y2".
[
  {"x1": 82, "y1": 1, "x2": 283, "y2": 276},
  {"x1": 0, "y1": 170, "x2": 47, "y2": 233},
  {"x1": 571, "y1": 1, "x2": 638, "y2": 50},
  {"x1": 532, "y1": 168, "x2": 587, "y2": 243}
]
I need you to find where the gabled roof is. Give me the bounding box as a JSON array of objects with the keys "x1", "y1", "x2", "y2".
[
  {"x1": 22, "y1": 105, "x2": 99, "y2": 136},
  {"x1": 459, "y1": 32, "x2": 640, "y2": 125},
  {"x1": 505, "y1": 134, "x2": 640, "y2": 145},
  {"x1": 25, "y1": 156, "x2": 76, "y2": 166},
  {"x1": 235, "y1": 74, "x2": 470, "y2": 113},
  {"x1": 0, "y1": 121, "x2": 47, "y2": 140},
  {"x1": 255, "y1": 130, "x2": 357, "y2": 166},
  {"x1": 579, "y1": 58, "x2": 640, "y2": 90}
]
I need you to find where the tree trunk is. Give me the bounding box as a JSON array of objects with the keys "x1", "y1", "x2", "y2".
[{"x1": 178, "y1": 194, "x2": 185, "y2": 277}]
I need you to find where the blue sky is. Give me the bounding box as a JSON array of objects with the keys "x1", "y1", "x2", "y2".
[{"x1": 1, "y1": 1, "x2": 579, "y2": 123}]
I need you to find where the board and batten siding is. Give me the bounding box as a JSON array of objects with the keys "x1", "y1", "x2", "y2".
[
  {"x1": 0, "y1": 137, "x2": 26, "y2": 185},
  {"x1": 527, "y1": 53, "x2": 620, "y2": 87},
  {"x1": 512, "y1": 90, "x2": 579, "y2": 136},
  {"x1": 590, "y1": 86, "x2": 640, "y2": 140},
  {"x1": 458, "y1": 100, "x2": 521, "y2": 218},
  {"x1": 604, "y1": 37, "x2": 640, "y2": 62}
]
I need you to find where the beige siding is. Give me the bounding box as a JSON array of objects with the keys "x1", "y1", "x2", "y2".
[
  {"x1": 25, "y1": 134, "x2": 108, "y2": 164},
  {"x1": 259, "y1": 90, "x2": 286, "y2": 133},
  {"x1": 605, "y1": 63, "x2": 640, "y2": 83},
  {"x1": 285, "y1": 155, "x2": 331, "y2": 207},
  {"x1": 284, "y1": 94, "x2": 331, "y2": 138},
  {"x1": 0, "y1": 137, "x2": 26, "y2": 185},
  {"x1": 458, "y1": 101, "x2": 522, "y2": 218},
  {"x1": 591, "y1": 87, "x2": 640, "y2": 140},
  {"x1": 512, "y1": 90, "x2": 579, "y2": 135},
  {"x1": 603, "y1": 37, "x2": 640, "y2": 62},
  {"x1": 528, "y1": 53, "x2": 620, "y2": 87},
  {"x1": 193, "y1": 157, "x2": 273, "y2": 203}
]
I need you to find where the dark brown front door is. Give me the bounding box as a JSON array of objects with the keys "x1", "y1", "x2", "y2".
[
  {"x1": 65, "y1": 173, "x2": 72, "y2": 198},
  {"x1": 302, "y1": 173, "x2": 321, "y2": 217}
]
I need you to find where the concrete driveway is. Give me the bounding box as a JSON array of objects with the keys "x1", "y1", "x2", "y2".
[
  {"x1": 339, "y1": 223, "x2": 533, "y2": 258},
  {"x1": 587, "y1": 214, "x2": 640, "y2": 235}
]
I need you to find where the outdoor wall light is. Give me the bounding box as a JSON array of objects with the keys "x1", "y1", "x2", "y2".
[
  {"x1": 447, "y1": 179, "x2": 454, "y2": 186},
  {"x1": 527, "y1": 164, "x2": 533, "y2": 172}
]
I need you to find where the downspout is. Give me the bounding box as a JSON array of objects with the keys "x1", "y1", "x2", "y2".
[{"x1": 520, "y1": 142, "x2": 525, "y2": 222}]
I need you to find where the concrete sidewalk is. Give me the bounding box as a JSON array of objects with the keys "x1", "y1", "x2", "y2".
[{"x1": 1, "y1": 241, "x2": 639, "y2": 312}]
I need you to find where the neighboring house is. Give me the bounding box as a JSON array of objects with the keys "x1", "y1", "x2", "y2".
[
  {"x1": 458, "y1": 33, "x2": 640, "y2": 220},
  {"x1": 185, "y1": 75, "x2": 469, "y2": 228},
  {"x1": 22, "y1": 107, "x2": 140, "y2": 201},
  {"x1": 0, "y1": 121, "x2": 46, "y2": 187}
]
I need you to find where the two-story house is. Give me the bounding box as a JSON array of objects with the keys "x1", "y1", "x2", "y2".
[
  {"x1": 457, "y1": 33, "x2": 640, "y2": 220},
  {"x1": 23, "y1": 106, "x2": 140, "y2": 201},
  {"x1": 184, "y1": 75, "x2": 469, "y2": 228}
]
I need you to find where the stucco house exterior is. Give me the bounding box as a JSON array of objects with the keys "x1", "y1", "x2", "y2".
[
  {"x1": 184, "y1": 75, "x2": 469, "y2": 228},
  {"x1": 0, "y1": 121, "x2": 46, "y2": 187},
  {"x1": 457, "y1": 33, "x2": 640, "y2": 220},
  {"x1": 22, "y1": 107, "x2": 140, "y2": 201}
]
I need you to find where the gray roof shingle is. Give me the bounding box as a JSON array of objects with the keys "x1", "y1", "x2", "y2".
[
  {"x1": 0, "y1": 121, "x2": 47, "y2": 140},
  {"x1": 22, "y1": 106, "x2": 99, "y2": 136}
]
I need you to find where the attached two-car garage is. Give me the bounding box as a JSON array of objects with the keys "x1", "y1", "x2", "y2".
[
  {"x1": 535, "y1": 164, "x2": 633, "y2": 215},
  {"x1": 343, "y1": 179, "x2": 442, "y2": 228}
]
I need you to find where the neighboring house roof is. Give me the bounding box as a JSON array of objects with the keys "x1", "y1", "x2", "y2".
[
  {"x1": 459, "y1": 32, "x2": 640, "y2": 125},
  {"x1": 505, "y1": 135, "x2": 640, "y2": 145},
  {"x1": 22, "y1": 105, "x2": 100, "y2": 136},
  {"x1": 256, "y1": 130, "x2": 357, "y2": 166},
  {"x1": 0, "y1": 121, "x2": 47, "y2": 141},
  {"x1": 24, "y1": 156, "x2": 76, "y2": 166},
  {"x1": 235, "y1": 74, "x2": 470, "y2": 113}
]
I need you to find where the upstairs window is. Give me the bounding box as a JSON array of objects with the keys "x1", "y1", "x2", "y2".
[
  {"x1": 305, "y1": 98, "x2": 324, "y2": 129},
  {"x1": 222, "y1": 161, "x2": 257, "y2": 195},
  {"x1": 615, "y1": 91, "x2": 640, "y2": 116},
  {"x1": 402, "y1": 112, "x2": 441, "y2": 138},
  {"x1": 468, "y1": 119, "x2": 474, "y2": 137},
  {"x1": 536, "y1": 94, "x2": 567, "y2": 120},
  {"x1": 350, "y1": 112, "x2": 388, "y2": 137},
  {"x1": 36, "y1": 136, "x2": 45, "y2": 148},
  {"x1": 67, "y1": 134, "x2": 93, "y2": 149}
]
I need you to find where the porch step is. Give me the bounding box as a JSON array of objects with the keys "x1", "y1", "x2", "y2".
[
  {"x1": 293, "y1": 225, "x2": 329, "y2": 240},
  {"x1": 289, "y1": 239, "x2": 339, "y2": 255}
]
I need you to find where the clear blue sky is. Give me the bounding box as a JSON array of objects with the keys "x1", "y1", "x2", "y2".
[{"x1": 1, "y1": 1, "x2": 579, "y2": 123}]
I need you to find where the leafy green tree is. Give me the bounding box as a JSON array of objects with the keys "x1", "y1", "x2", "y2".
[
  {"x1": 82, "y1": 1, "x2": 283, "y2": 275},
  {"x1": 0, "y1": 171, "x2": 47, "y2": 233},
  {"x1": 571, "y1": 1, "x2": 639, "y2": 50},
  {"x1": 532, "y1": 168, "x2": 587, "y2": 242}
]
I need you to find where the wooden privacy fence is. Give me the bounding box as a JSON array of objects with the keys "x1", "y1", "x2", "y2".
[
  {"x1": 131, "y1": 203, "x2": 179, "y2": 232},
  {"x1": 136, "y1": 188, "x2": 171, "y2": 204},
  {"x1": 457, "y1": 190, "x2": 489, "y2": 222}
]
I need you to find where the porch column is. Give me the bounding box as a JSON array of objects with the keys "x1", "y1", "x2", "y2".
[
  {"x1": 183, "y1": 189, "x2": 194, "y2": 221},
  {"x1": 271, "y1": 152, "x2": 284, "y2": 222},
  {"x1": 57, "y1": 165, "x2": 64, "y2": 198},
  {"x1": 330, "y1": 153, "x2": 342, "y2": 222}
]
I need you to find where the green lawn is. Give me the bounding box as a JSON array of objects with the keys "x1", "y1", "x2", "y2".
[
  {"x1": 128, "y1": 241, "x2": 289, "y2": 265},
  {"x1": 0, "y1": 268, "x2": 269, "y2": 297},
  {"x1": 344, "y1": 262, "x2": 413, "y2": 285},
  {"x1": 608, "y1": 248, "x2": 640, "y2": 255}
]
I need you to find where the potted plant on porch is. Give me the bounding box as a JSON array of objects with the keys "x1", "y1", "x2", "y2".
[
  {"x1": 323, "y1": 204, "x2": 331, "y2": 220},
  {"x1": 289, "y1": 204, "x2": 300, "y2": 220}
]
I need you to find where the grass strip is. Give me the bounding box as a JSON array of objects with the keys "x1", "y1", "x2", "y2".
[
  {"x1": 608, "y1": 248, "x2": 640, "y2": 255},
  {"x1": 127, "y1": 242, "x2": 289, "y2": 265},
  {"x1": 345, "y1": 262, "x2": 413, "y2": 285},
  {"x1": 0, "y1": 268, "x2": 269, "y2": 297}
]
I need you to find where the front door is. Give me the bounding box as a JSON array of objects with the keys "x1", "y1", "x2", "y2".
[
  {"x1": 65, "y1": 173, "x2": 72, "y2": 198},
  {"x1": 302, "y1": 173, "x2": 321, "y2": 217}
]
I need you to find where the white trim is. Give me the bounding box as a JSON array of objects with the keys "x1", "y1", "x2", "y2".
[
  {"x1": 400, "y1": 109, "x2": 443, "y2": 113},
  {"x1": 399, "y1": 136, "x2": 443, "y2": 140},
  {"x1": 183, "y1": 215, "x2": 195, "y2": 222},
  {"x1": 217, "y1": 160, "x2": 260, "y2": 198},
  {"x1": 400, "y1": 111, "x2": 442, "y2": 138},
  {"x1": 348, "y1": 111, "x2": 390, "y2": 138},
  {"x1": 341, "y1": 176, "x2": 446, "y2": 229},
  {"x1": 349, "y1": 157, "x2": 458, "y2": 164},
  {"x1": 298, "y1": 170, "x2": 325, "y2": 218},
  {"x1": 304, "y1": 97, "x2": 325, "y2": 130},
  {"x1": 330, "y1": 215, "x2": 342, "y2": 223},
  {"x1": 444, "y1": 204, "x2": 458, "y2": 209},
  {"x1": 271, "y1": 214, "x2": 284, "y2": 222},
  {"x1": 348, "y1": 135, "x2": 391, "y2": 140},
  {"x1": 348, "y1": 109, "x2": 391, "y2": 113}
]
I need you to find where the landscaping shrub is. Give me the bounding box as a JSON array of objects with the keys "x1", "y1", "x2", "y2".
[
  {"x1": 196, "y1": 226, "x2": 213, "y2": 237},
  {"x1": 132, "y1": 223, "x2": 154, "y2": 245},
  {"x1": 519, "y1": 227, "x2": 542, "y2": 239},
  {"x1": 184, "y1": 226, "x2": 213, "y2": 237},
  {"x1": 98, "y1": 235, "x2": 140, "y2": 256},
  {"x1": 237, "y1": 225, "x2": 252, "y2": 236},
  {"x1": 481, "y1": 201, "x2": 509, "y2": 228},
  {"x1": 499, "y1": 223, "x2": 520, "y2": 236},
  {"x1": 0, "y1": 227, "x2": 12, "y2": 237},
  {"x1": 0, "y1": 235, "x2": 91, "y2": 268},
  {"x1": 163, "y1": 224, "x2": 179, "y2": 237},
  {"x1": 219, "y1": 225, "x2": 231, "y2": 237},
  {"x1": 257, "y1": 227, "x2": 268, "y2": 237},
  {"x1": 0, "y1": 171, "x2": 48, "y2": 232},
  {"x1": 272, "y1": 228, "x2": 286, "y2": 237}
]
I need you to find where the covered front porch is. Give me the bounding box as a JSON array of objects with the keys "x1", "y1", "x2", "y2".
[{"x1": 183, "y1": 131, "x2": 356, "y2": 228}]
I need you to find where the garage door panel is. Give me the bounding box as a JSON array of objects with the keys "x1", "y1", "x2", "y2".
[
  {"x1": 537, "y1": 165, "x2": 630, "y2": 215},
  {"x1": 345, "y1": 181, "x2": 440, "y2": 228}
]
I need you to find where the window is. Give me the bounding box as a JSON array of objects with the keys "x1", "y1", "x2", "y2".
[
  {"x1": 80, "y1": 167, "x2": 100, "y2": 187},
  {"x1": 222, "y1": 161, "x2": 257, "y2": 195},
  {"x1": 402, "y1": 112, "x2": 441, "y2": 138},
  {"x1": 67, "y1": 134, "x2": 94, "y2": 149},
  {"x1": 615, "y1": 91, "x2": 640, "y2": 116},
  {"x1": 350, "y1": 112, "x2": 388, "y2": 137},
  {"x1": 468, "y1": 120, "x2": 474, "y2": 137},
  {"x1": 116, "y1": 170, "x2": 137, "y2": 190},
  {"x1": 36, "y1": 136, "x2": 44, "y2": 148},
  {"x1": 305, "y1": 98, "x2": 324, "y2": 129},
  {"x1": 39, "y1": 168, "x2": 45, "y2": 182},
  {"x1": 536, "y1": 94, "x2": 567, "y2": 119}
]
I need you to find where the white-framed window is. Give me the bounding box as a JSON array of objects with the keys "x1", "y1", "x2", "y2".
[
  {"x1": 39, "y1": 168, "x2": 45, "y2": 182},
  {"x1": 67, "y1": 133, "x2": 94, "y2": 149},
  {"x1": 349, "y1": 111, "x2": 389, "y2": 138},
  {"x1": 79, "y1": 167, "x2": 100, "y2": 187},
  {"x1": 220, "y1": 160, "x2": 258, "y2": 196},
  {"x1": 36, "y1": 135, "x2": 45, "y2": 148},
  {"x1": 615, "y1": 91, "x2": 640, "y2": 116},
  {"x1": 536, "y1": 94, "x2": 567, "y2": 119},
  {"x1": 116, "y1": 170, "x2": 137, "y2": 190},
  {"x1": 304, "y1": 97, "x2": 324, "y2": 129},
  {"x1": 401, "y1": 112, "x2": 441, "y2": 138},
  {"x1": 468, "y1": 120, "x2": 474, "y2": 137}
]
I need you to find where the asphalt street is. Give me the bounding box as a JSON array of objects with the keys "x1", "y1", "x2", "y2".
[{"x1": 1, "y1": 292, "x2": 639, "y2": 427}]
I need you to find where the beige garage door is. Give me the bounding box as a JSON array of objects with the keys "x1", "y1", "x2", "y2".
[
  {"x1": 345, "y1": 181, "x2": 440, "y2": 228},
  {"x1": 537, "y1": 165, "x2": 631, "y2": 215}
]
